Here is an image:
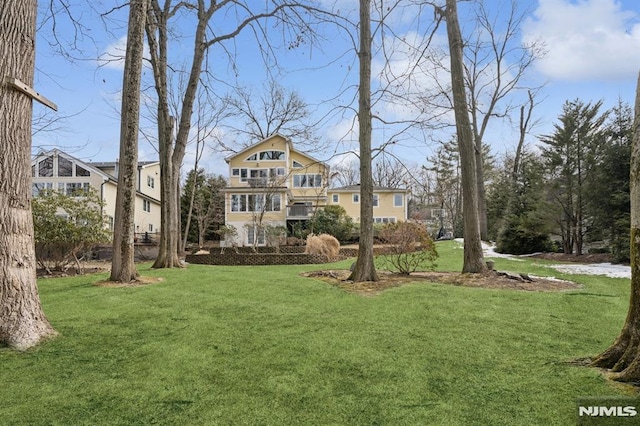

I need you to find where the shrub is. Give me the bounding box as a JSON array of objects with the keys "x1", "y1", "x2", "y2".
[
  {"x1": 309, "y1": 205, "x2": 354, "y2": 242},
  {"x1": 32, "y1": 188, "x2": 110, "y2": 274},
  {"x1": 496, "y1": 213, "x2": 551, "y2": 255},
  {"x1": 376, "y1": 222, "x2": 438, "y2": 275}
]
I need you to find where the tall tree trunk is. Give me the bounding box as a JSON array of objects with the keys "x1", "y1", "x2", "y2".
[
  {"x1": 110, "y1": 0, "x2": 148, "y2": 282},
  {"x1": 349, "y1": 0, "x2": 379, "y2": 282},
  {"x1": 0, "y1": 0, "x2": 56, "y2": 349},
  {"x1": 475, "y1": 147, "x2": 487, "y2": 241},
  {"x1": 445, "y1": 0, "x2": 486, "y2": 273},
  {"x1": 591, "y1": 72, "x2": 640, "y2": 382}
]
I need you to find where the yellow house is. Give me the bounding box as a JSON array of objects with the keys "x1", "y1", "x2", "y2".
[
  {"x1": 223, "y1": 134, "x2": 410, "y2": 246},
  {"x1": 31, "y1": 149, "x2": 161, "y2": 236},
  {"x1": 327, "y1": 185, "x2": 409, "y2": 225},
  {"x1": 223, "y1": 134, "x2": 329, "y2": 245}
]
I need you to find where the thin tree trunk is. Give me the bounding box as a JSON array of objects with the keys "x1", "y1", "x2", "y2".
[
  {"x1": 110, "y1": 0, "x2": 148, "y2": 282},
  {"x1": 445, "y1": 0, "x2": 486, "y2": 273},
  {"x1": 591, "y1": 71, "x2": 640, "y2": 381},
  {"x1": 0, "y1": 0, "x2": 56, "y2": 349},
  {"x1": 349, "y1": 0, "x2": 378, "y2": 282}
]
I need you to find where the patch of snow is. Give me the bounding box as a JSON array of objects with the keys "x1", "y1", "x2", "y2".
[
  {"x1": 452, "y1": 238, "x2": 631, "y2": 278},
  {"x1": 545, "y1": 263, "x2": 630, "y2": 279}
]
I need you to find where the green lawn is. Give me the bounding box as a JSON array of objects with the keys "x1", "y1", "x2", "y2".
[{"x1": 0, "y1": 241, "x2": 634, "y2": 425}]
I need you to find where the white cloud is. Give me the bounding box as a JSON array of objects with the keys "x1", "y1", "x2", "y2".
[
  {"x1": 97, "y1": 36, "x2": 128, "y2": 70},
  {"x1": 523, "y1": 0, "x2": 640, "y2": 81}
]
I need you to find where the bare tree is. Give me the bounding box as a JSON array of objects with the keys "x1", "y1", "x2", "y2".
[
  {"x1": 145, "y1": 0, "x2": 322, "y2": 269},
  {"x1": 349, "y1": 0, "x2": 379, "y2": 282},
  {"x1": 465, "y1": 0, "x2": 544, "y2": 240},
  {"x1": 109, "y1": 0, "x2": 148, "y2": 283},
  {"x1": 0, "y1": 0, "x2": 57, "y2": 349},
  {"x1": 441, "y1": 0, "x2": 485, "y2": 273},
  {"x1": 591, "y1": 72, "x2": 640, "y2": 382},
  {"x1": 224, "y1": 78, "x2": 320, "y2": 150}
]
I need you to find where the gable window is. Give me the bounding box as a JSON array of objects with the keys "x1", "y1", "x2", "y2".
[
  {"x1": 393, "y1": 193, "x2": 403, "y2": 207},
  {"x1": 293, "y1": 174, "x2": 322, "y2": 188},
  {"x1": 373, "y1": 194, "x2": 379, "y2": 207},
  {"x1": 39, "y1": 156, "x2": 54, "y2": 177},
  {"x1": 246, "y1": 153, "x2": 258, "y2": 161},
  {"x1": 292, "y1": 160, "x2": 304, "y2": 168},
  {"x1": 259, "y1": 150, "x2": 285, "y2": 160},
  {"x1": 76, "y1": 164, "x2": 90, "y2": 177},
  {"x1": 58, "y1": 156, "x2": 73, "y2": 177},
  {"x1": 143, "y1": 199, "x2": 151, "y2": 212},
  {"x1": 352, "y1": 194, "x2": 360, "y2": 203},
  {"x1": 332, "y1": 194, "x2": 339, "y2": 203}
]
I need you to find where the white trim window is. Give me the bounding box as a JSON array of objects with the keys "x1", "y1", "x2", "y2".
[
  {"x1": 143, "y1": 199, "x2": 151, "y2": 212},
  {"x1": 352, "y1": 193, "x2": 360, "y2": 203},
  {"x1": 247, "y1": 226, "x2": 266, "y2": 245},
  {"x1": 373, "y1": 194, "x2": 379, "y2": 207},
  {"x1": 332, "y1": 194, "x2": 339, "y2": 203},
  {"x1": 393, "y1": 193, "x2": 404, "y2": 207},
  {"x1": 147, "y1": 175, "x2": 155, "y2": 189},
  {"x1": 230, "y1": 194, "x2": 281, "y2": 212},
  {"x1": 374, "y1": 217, "x2": 396, "y2": 224},
  {"x1": 293, "y1": 174, "x2": 322, "y2": 188}
]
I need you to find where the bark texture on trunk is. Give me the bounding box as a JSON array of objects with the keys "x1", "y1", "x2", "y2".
[
  {"x1": 591, "y1": 72, "x2": 640, "y2": 381},
  {"x1": 445, "y1": 0, "x2": 487, "y2": 274},
  {"x1": 110, "y1": 0, "x2": 148, "y2": 282},
  {"x1": 0, "y1": 0, "x2": 56, "y2": 349},
  {"x1": 349, "y1": 0, "x2": 379, "y2": 283}
]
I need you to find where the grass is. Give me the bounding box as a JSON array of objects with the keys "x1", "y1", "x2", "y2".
[{"x1": 0, "y1": 241, "x2": 635, "y2": 425}]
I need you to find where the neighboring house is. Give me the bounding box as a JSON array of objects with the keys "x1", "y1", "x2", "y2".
[
  {"x1": 223, "y1": 134, "x2": 409, "y2": 246},
  {"x1": 327, "y1": 185, "x2": 408, "y2": 225},
  {"x1": 31, "y1": 149, "x2": 161, "y2": 236}
]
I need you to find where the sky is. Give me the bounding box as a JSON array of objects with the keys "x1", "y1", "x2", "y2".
[{"x1": 31, "y1": 0, "x2": 640, "y2": 177}]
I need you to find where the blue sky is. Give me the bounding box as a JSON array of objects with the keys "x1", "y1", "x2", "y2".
[{"x1": 32, "y1": 0, "x2": 640, "y2": 176}]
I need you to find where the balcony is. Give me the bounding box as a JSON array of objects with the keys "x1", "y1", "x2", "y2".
[{"x1": 287, "y1": 204, "x2": 314, "y2": 219}]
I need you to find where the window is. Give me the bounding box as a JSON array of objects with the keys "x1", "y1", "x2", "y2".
[
  {"x1": 39, "y1": 156, "x2": 54, "y2": 177},
  {"x1": 61, "y1": 182, "x2": 90, "y2": 196},
  {"x1": 352, "y1": 194, "x2": 360, "y2": 203},
  {"x1": 240, "y1": 168, "x2": 248, "y2": 182},
  {"x1": 76, "y1": 165, "x2": 90, "y2": 177},
  {"x1": 293, "y1": 174, "x2": 322, "y2": 188},
  {"x1": 374, "y1": 217, "x2": 396, "y2": 224},
  {"x1": 232, "y1": 168, "x2": 240, "y2": 177},
  {"x1": 247, "y1": 226, "x2": 265, "y2": 245},
  {"x1": 373, "y1": 194, "x2": 379, "y2": 207},
  {"x1": 393, "y1": 193, "x2": 403, "y2": 207},
  {"x1": 259, "y1": 150, "x2": 285, "y2": 160},
  {"x1": 149, "y1": 224, "x2": 154, "y2": 232},
  {"x1": 292, "y1": 160, "x2": 304, "y2": 168},
  {"x1": 332, "y1": 194, "x2": 339, "y2": 203},
  {"x1": 143, "y1": 199, "x2": 151, "y2": 212},
  {"x1": 58, "y1": 156, "x2": 73, "y2": 177},
  {"x1": 230, "y1": 194, "x2": 281, "y2": 212},
  {"x1": 147, "y1": 176, "x2": 155, "y2": 189},
  {"x1": 246, "y1": 153, "x2": 258, "y2": 161},
  {"x1": 32, "y1": 182, "x2": 53, "y2": 197}
]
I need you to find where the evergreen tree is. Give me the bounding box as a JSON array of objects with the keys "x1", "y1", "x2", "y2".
[
  {"x1": 587, "y1": 100, "x2": 631, "y2": 262},
  {"x1": 540, "y1": 99, "x2": 608, "y2": 255}
]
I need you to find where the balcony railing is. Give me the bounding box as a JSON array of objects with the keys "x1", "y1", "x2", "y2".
[{"x1": 287, "y1": 204, "x2": 314, "y2": 219}]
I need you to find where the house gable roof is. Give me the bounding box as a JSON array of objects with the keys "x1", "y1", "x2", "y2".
[
  {"x1": 32, "y1": 149, "x2": 113, "y2": 181},
  {"x1": 224, "y1": 133, "x2": 326, "y2": 167}
]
